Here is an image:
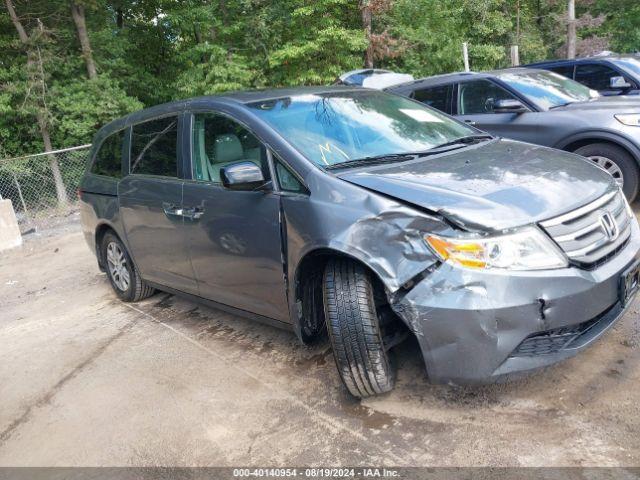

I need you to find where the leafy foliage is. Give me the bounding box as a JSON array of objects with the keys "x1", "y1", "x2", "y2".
[{"x1": 0, "y1": 0, "x2": 636, "y2": 158}]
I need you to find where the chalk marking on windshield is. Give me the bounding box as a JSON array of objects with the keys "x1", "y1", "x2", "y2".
[{"x1": 318, "y1": 142, "x2": 349, "y2": 165}]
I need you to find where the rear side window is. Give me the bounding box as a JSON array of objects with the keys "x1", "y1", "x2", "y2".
[
  {"x1": 550, "y1": 65, "x2": 574, "y2": 79},
  {"x1": 130, "y1": 116, "x2": 178, "y2": 177},
  {"x1": 412, "y1": 84, "x2": 454, "y2": 114},
  {"x1": 91, "y1": 130, "x2": 124, "y2": 178},
  {"x1": 575, "y1": 64, "x2": 620, "y2": 90}
]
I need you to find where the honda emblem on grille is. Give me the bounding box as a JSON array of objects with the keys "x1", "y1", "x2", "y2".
[{"x1": 599, "y1": 212, "x2": 619, "y2": 242}]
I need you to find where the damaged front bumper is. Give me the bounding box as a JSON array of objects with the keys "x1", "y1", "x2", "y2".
[{"x1": 392, "y1": 222, "x2": 640, "y2": 385}]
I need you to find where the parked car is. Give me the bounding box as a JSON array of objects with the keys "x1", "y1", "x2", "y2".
[
  {"x1": 525, "y1": 55, "x2": 640, "y2": 96},
  {"x1": 335, "y1": 68, "x2": 414, "y2": 89},
  {"x1": 387, "y1": 68, "x2": 640, "y2": 200},
  {"x1": 80, "y1": 87, "x2": 640, "y2": 397}
]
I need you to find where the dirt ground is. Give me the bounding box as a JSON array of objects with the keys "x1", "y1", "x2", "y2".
[{"x1": 0, "y1": 218, "x2": 639, "y2": 468}]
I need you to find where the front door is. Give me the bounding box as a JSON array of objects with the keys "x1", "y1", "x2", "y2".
[
  {"x1": 118, "y1": 115, "x2": 198, "y2": 294},
  {"x1": 182, "y1": 112, "x2": 290, "y2": 323},
  {"x1": 456, "y1": 79, "x2": 548, "y2": 146}
]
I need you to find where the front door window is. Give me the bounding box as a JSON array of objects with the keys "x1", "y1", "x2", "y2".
[
  {"x1": 192, "y1": 113, "x2": 270, "y2": 183},
  {"x1": 575, "y1": 64, "x2": 623, "y2": 91},
  {"x1": 458, "y1": 80, "x2": 519, "y2": 115}
]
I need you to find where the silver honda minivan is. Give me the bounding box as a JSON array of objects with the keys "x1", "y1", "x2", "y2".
[{"x1": 79, "y1": 87, "x2": 640, "y2": 397}]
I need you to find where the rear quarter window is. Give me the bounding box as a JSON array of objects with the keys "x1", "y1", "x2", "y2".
[{"x1": 91, "y1": 130, "x2": 124, "y2": 178}]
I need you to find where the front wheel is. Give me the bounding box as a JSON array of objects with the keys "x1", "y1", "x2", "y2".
[
  {"x1": 101, "y1": 232, "x2": 155, "y2": 302},
  {"x1": 575, "y1": 143, "x2": 639, "y2": 201},
  {"x1": 323, "y1": 258, "x2": 396, "y2": 398}
]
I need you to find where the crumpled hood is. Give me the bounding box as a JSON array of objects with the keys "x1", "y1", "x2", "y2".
[
  {"x1": 337, "y1": 139, "x2": 617, "y2": 231},
  {"x1": 553, "y1": 95, "x2": 640, "y2": 112}
]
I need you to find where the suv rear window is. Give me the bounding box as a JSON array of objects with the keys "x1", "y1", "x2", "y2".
[
  {"x1": 130, "y1": 116, "x2": 178, "y2": 177},
  {"x1": 91, "y1": 130, "x2": 124, "y2": 178}
]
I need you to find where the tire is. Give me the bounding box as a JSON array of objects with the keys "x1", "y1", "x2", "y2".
[
  {"x1": 575, "y1": 143, "x2": 639, "y2": 201},
  {"x1": 323, "y1": 258, "x2": 395, "y2": 398},
  {"x1": 101, "y1": 231, "x2": 155, "y2": 302}
]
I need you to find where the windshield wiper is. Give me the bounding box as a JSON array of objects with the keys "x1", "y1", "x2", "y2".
[
  {"x1": 428, "y1": 134, "x2": 493, "y2": 150},
  {"x1": 326, "y1": 135, "x2": 494, "y2": 171},
  {"x1": 325, "y1": 152, "x2": 424, "y2": 170},
  {"x1": 549, "y1": 101, "x2": 576, "y2": 109}
]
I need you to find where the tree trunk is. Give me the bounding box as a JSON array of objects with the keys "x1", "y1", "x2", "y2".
[
  {"x1": 4, "y1": 0, "x2": 27, "y2": 42},
  {"x1": 361, "y1": 0, "x2": 373, "y2": 68},
  {"x1": 219, "y1": 0, "x2": 228, "y2": 26},
  {"x1": 71, "y1": 2, "x2": 97, "y2": 79},
  {"x1": 515, "y1": 0, "x2": 521, "y2": 44},
  {"x1": 5, "y1": 0, "x2": 68, "y2": 207},
  {"x1": 39, "y1": 113, "x2": 68, "y2": 207},
  {"x1": 567, "y1": 0, "x2": 577, "y2": 59}
]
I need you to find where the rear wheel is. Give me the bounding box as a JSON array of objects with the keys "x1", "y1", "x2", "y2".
[
  {"x1": 323, "y1": 258, "x2": 396, "y2": 398},
  {"x1": 575, "y1": 143, "x2": 639, "y2": 201},
  {"x1": 102, "y1": 232, "x2": 155, "y2": 302}
]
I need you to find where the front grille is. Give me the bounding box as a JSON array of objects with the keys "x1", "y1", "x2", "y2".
[
  {"x1": 510, "y1": 303, "x2": 619, "y2": 358},
  {"x1": 540, "y1": 190, "x2": 632, "y2": 268}
]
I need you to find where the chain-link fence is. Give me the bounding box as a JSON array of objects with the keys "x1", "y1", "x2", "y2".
[{"x1": 0, "y1": 144, "x2": 91, "y2": 232}]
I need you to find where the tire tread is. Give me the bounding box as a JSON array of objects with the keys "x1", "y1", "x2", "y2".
[{"x1": 323, "y1": 258, "x2": 395, "y2": 398}]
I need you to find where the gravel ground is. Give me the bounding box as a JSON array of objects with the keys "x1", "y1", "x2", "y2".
[{"x1": 0, "y1": 220, "x2": 639, "y2": 467}]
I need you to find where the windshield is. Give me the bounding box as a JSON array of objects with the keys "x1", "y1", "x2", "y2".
[
  {"x1": 612, "y1": 57, "x2": 640, "y2": 77},
  {"x1": 497, "y1": 70, "x2": 597, "y2": 109},
  {"x1": 247, "y1": 90, "x2": 474, "y2": 167}
]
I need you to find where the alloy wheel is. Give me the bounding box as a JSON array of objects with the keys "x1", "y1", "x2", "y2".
[
  {"x1": 106, "y1": 242, "x2": 130, "y2": 291},
  {"x1": 589, "y1": 155, "x2": 624, "y2": 187}
]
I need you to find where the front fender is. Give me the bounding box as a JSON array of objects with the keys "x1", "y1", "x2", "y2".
[
  {"x1": 555, "y1": 129, "x2": 640, "y2": 165},
  {"x1": 280, "y1": 174, "x2": 453, "y2": 341}
]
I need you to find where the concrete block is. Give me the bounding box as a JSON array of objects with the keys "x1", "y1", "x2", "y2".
[{"x1": 0, "y1": 199, "x2": 22, "y2": 251}]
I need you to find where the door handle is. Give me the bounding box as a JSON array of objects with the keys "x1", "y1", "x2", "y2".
[
  {"x1": 182, "y1": 206, "x2": 204, "y2": 221},
  {"x1": 464, "y1": 120, "x2": 477, "y2": 126},
  {"x1": 162, "y1": 202, "x2": 183, "y2": 217}
]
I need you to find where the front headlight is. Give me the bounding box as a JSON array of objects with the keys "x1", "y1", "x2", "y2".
[
  {"x1": 425, "y1": 227, "x2": 568, "y2": 270},
  {"x1": 615, "y1": 114, "x2": 640, "y2": 127}
]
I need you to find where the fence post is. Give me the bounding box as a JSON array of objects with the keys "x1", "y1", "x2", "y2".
[
  {"x1": 510, "y1": 45, "x2": 520, "y2": 66},
  {"x1": 12, "y1": 172, "x2": 31, "y2": 224},
  {"x1": 47, "y1": 152, "x2": 68, "y2": 209},
  {"x1": 462, "y1": 42, "x2": 470, "y2": 72}
]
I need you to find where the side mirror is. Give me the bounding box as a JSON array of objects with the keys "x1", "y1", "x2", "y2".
[
  {"x1": 610, "y1": 76, "x2": 631, "y2": 90},
  {"x1": 493, "y1": 99, "x2": 528, "y2": 114},
  {"x1": 220, "y1": 161, "x2": 266, "y2": 191}
]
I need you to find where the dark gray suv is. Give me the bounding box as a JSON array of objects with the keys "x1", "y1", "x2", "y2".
[
  {"x1": 387, "y1": 68, "x2": 640, "y2": 200},
  {"x1": 525, "y1": 55, "x2": 640, "y2": 97},
  {"x1": 80, "y1": 87, "x2": 640, "y2": 398}
]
